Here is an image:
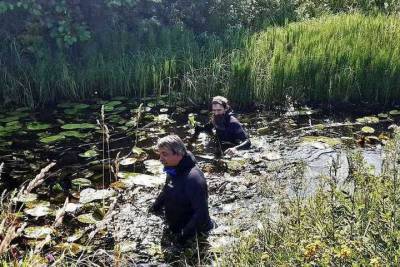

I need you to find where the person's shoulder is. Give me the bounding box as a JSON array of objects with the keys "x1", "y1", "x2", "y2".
[{"x1": 187, "y1": 166, "x2": 206, "y2": 184}]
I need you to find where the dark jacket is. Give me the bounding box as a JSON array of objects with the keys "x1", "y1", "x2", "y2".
[
  {"x1": 195, "y1": 111, "x2": 251, "y2": 150},
  {"x1": 152, "y1": 152, "x2": 213, "y2": 239}
]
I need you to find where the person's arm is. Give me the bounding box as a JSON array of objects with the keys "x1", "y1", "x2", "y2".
[
  {"x1": 180, "y1": 172, "x2": 209, "y2": 241},
  {"x1": 191, "y1": 122, "x2": 214, "y2": 140},
  {"x1": 224, "y1": 122, "x2": 251, "y2": 155},
  {"x1": 149, "y1": 176, "x2": 170, "y2": 213}
]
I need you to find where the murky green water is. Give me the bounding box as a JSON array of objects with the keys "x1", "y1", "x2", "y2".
[{"x1": 1, "y1": 97, "x2": 399, "y2": 263}]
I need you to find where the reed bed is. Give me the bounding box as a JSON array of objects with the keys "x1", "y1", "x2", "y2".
[{"x1": 1, "y1": 14, "x2": 400, "y2": 107}]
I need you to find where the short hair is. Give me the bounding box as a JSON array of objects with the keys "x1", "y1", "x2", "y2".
[
  {"x1": 212, "y1": 96, "x2": 229, "y2": 109},
  {"x1": 157, "y1": 135, "x2": 187, "y2": 156}
]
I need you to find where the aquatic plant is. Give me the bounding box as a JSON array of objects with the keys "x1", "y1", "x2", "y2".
[{"x1": 216, "y1": 127, "x2": 400, "y2": 265}]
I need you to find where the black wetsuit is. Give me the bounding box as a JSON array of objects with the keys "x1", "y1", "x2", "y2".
[
  {"x1": 151, "y1": 152, "x2": 213, "y2": 241},
  {"x1": 194, "y1": 111, "x2": 251, "y2": 151}
]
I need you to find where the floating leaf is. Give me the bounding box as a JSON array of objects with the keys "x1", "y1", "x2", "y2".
[
  {"x1": 67, "y1": 229, "x2": 85, "y2": 242},
  {"x1": 117, "y1": 172, "x2": 164, "y2": 188},
  {"x1": 54, "y1": 243, "x2": 85, "y2": 255},
  {"x1": 144, "y1": 159, "x2": 164, "y2": 175},
  {"x1": 24, "y1": 205, "x2": 53, "y2": 218},
  {"x1": 361, "y1": 126, "x2": 375, "y2": 134},
  {"x1": 356, "y1": 116, "x2": 379, "y2": 124},
  {"x1": 160, "y1": 108, "x2": 169, "y2": 113},
  {"x1": 257, "y1": 127, "x2": 269, "y2": 135},
  {"x1": 301, "y1": 136, "x2": 341, "y2": 147},
  {"x1": 263, "y1": 152, "x2": 281, "y2": 161},
  {"x1": 389, "y1": 110, "x2": 400, "y2": 116},
  {"x1": 72, "y1": 178, "x2": 92, "y2": 187},
  {"x1": 378, "y1": 113, "x2": 388, "y2": 119},
  {"x1": 24, "y1": 226, "x2": 53, "y2": 239},
  {"x1": 25, "y1": 200, "x2": 50, "y2": 209},
  {"x1": 225, "y1": 158, "x2": 247, "y2": 172},
  {"x1": 40, "y1": 134, "x2": 66, "y2": 143},
  {"x1": 79, "y1": 149, "x2": 98, "y2": 158},
  {"x1": 154, "y1": 114, "x2": 174, "y2": 124},
  {"x1": 71, "y1": 103, "x2": 90, "y2": 110},
  {"x1": 60, "y1": 130, "x2": 89, "y2": 139},
  {"x1": 13, "y1": 193, "x2": 38, "y2": 203},
  {"x1": 0, "y1": 116, "x2": 20, "y2": 123},
  {"x1": 79, "y1": 188, "x2": 116, "y2": 204},
  {"x1": 27, "y1": 122, "x2": 51, "y2": 131},
  {"x1": 77, "y1": 213, "x2": 99, "y2": 224},
  {"x1": 65, "y1": 203, "x2": 82, "y2": 213},
  {"x1": 61, "y1": 123, "x2": 98, "y2": 130},
  {"x1": 120, "y1": 158, "x2": 138, "y2": 166},
  {"x1": 104, "y1": 100, "x2": 122, "y2": 107},
  {"x1": 131, "y1": 147, "x2": 148, "y2": 161}
]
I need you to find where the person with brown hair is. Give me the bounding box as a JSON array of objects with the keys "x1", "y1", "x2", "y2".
[{"x1": 191, "y1": 96, "x2": 251, "y2": 156}]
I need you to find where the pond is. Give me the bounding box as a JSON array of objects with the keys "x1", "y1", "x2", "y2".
[{"x1": 0, "y1": 96, "x2": 399, "y2": 264}]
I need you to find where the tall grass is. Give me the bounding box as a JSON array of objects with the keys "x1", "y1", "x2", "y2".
[
  {"x1": 246, "y1": 13, "x2": 400, "y2": 104},
  {"x1": 1, "y1": 14, "x2": 400, "y2": 108}
]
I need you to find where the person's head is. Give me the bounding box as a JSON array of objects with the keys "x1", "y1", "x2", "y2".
[
  {"x1": 156, "y1": 135, "x2": 187, "y2": 167},
  {"x1": 211, "y1": 96, "x2": 229, "y2": 128},
  {"x1": 211, "y1": 96, "x2": 229, "y2": 117}
]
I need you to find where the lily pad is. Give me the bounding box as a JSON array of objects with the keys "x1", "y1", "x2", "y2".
[
  {"x1": 144, "y1": 159, "x2": 164, "y2": 175},
  {"x1": 257, "y1": 127, "x2": 269, "y2": 135},
  {"x1": 104, "y1": 100, "x2": 122, "y2": 107},
  {"x1": 13, "y1": 193, "x2": 38, "y2": 203},
  {"x1": 356, "y1": 116, "x2": 379, "y2": 124},
  {"x1": 0, "y1": 116, "x2": 20, "y2": 123},
  {"x1": 25, "y1": 200, "x2": 50, "y2": 209},
  {"x1": 77, "y1": 213, "x2": 100, "y2": 224},
  {"x1": 160, "y1": 108, "x2": 169, "y2": 113},
  {"x1": 154, "y1": 114, "x2": 174, "y2": 124},
  {"x1": 61, "y1": 123, "x2": 98, "y2": 130},
  {"x1": 378, "y1": 113, "x2": 388, "y2": 119},
  {"x1": 55, "y1": 243, "x2": 85, "y2": 255},
  {"x1": 72, "y1": 178, "x2": 92, "y2": 187},
  {"x1": 132, "y1": 147, "x2": 148, "y2": 161},
  {"x1": 72, "y1": 103, "x2": 90, "y2": 110},
  {"x1": 40, "y1": 134, "x2": 66, "y2": 143},
  {"x1": 60, "y1": 130, "x2": 89, "y2": 139},
  {"x1": 79, "y1": 188, "x2": 116, "y2": 204},
  {"x1": 24, "y1": 205, "x2": 53, "y2": 218},
  {"x1": 262, "y1": 152, "x2": 281, "y2": 161},
  {"x1": 24, "y1": 226, "x2": 53, "y2": 239},
  {"x1": 27, "y1": 122, "x2": 51, "y2": 131},
  {"x1": 79, "y1": 149, "x2": 99, "y2": 158},
  {"x1": 361, "y1": 126, "x2": 375, "y2": 134},
  {"x1": 67, "y1": 229, "x2": 85, "y2": 242},
  {"x1": 225, "y1": 158, "x2": 247, "y2": 172},
  {"x1": 301, "y1": 136, "x2": 341, "y2": 147},
  {"x1": 389, "y1": 110, "x2": 400, "y2": 116},
  {"x1": 120, "y1": 158, "x2": 138, "y2": 166},
  {"x1": 117, "y1": 172, "x2": 165, "y2": 188},
  {"x1": 65, "y1": 203, "x2": 82, "y2": 214}
]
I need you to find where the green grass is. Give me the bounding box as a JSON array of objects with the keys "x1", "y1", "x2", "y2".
[
  {"x1": 246, "y1": 13, "x2": 400, "y2": 104},
  {"x1": 215, "y1": 127, "x2": 400, "y2": 266},
  {"x1": 1, "y1": 14, "x2": 400, "y2": 108}
]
